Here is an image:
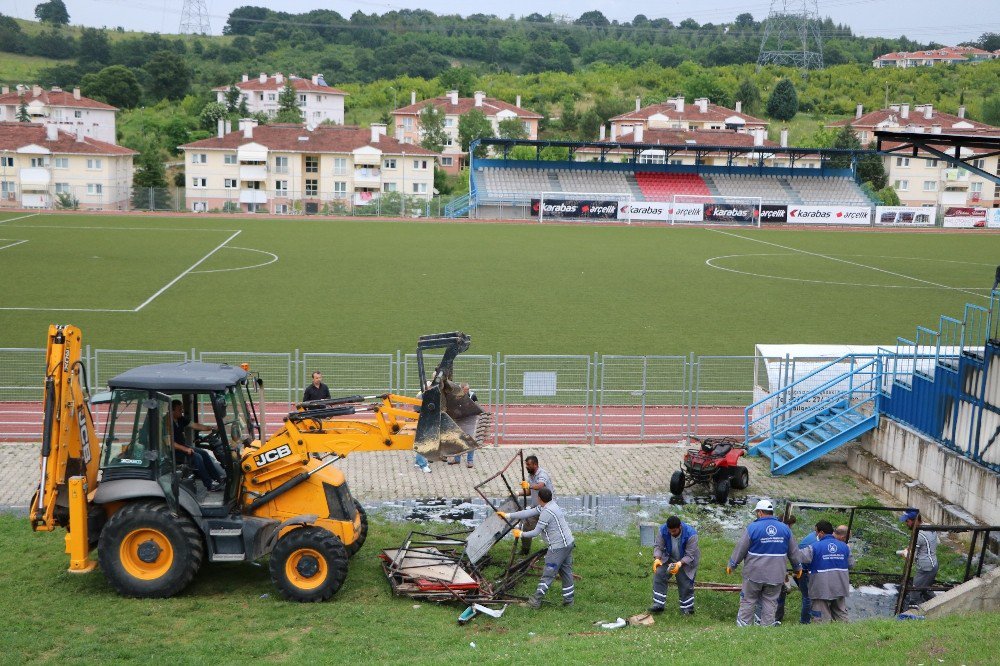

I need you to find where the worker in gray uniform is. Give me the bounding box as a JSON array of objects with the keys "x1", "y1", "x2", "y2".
[
  {"x1": 649, "y1": 515, "x2": 700, "y2": 615},
  {"x1": 797, "y1": 520, "x2": 854, "y2": 623},
  {"x1": 499, "y1": 487, "x2": 574, "y2": 609},
  {"x1": 899, "y1": 509, "x2": 939, "y2": 609},
  {"x1": 520, "y1": 455, "x2": 554, "y2": 556},
  {"x1": 728, "y1": 499, "x2": 801, "y2": 627}
]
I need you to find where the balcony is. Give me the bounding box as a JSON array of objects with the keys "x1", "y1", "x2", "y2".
[
  {"x1": 942, "y1": 169, "x2": 969, "y2": 184},
  {"x1": 353, "y1": 167, "x2": 382, "y2": 185},
  {"x1": 239, "y1": 189, "x2": 267, "y2": 204},
  {"x1": 19, "y1": 167, "x2": 50, "y2": 189},
  {"x1": 239, "y1": 165, "x2": 268, "y2": 181}
]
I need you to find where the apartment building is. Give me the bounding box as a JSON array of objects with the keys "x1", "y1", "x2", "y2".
[
  {"x1": 0, "y1": 85, "x2": 118, "y2": 144},
  {"x1": 179, "y1": 121, "x2": 438, "y2": 214},
  {"x1": 213, "y1": 73, "x2": 347, "y2": 125},
  {"x1": 391, "y1": 91, "x2": 542, "y2": 174},
  {"x1": 609, "y1": 96, "x2": 769, "y2": 139},
  {"x1": 827, "y1": 103, "x2": 1000, "y2": 208},
  {"x1": 0, "y1": 122, "x2": 135, "y2": 209},
  {"x1": 873, "y1": 47, "x2": 996, "y2": 68}
]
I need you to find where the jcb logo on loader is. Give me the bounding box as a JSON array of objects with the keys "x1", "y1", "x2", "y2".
[{"x1": 254, "y1": 444, "x2": 293, "y2": 468}]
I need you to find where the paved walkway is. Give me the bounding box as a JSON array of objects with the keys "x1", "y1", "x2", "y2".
[{"x1": 1, "y1": 442, "x2": 887, "y2": 510}]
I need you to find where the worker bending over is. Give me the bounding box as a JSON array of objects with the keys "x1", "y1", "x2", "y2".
[
  {"x1": 650, "y1": 515, "x2": 700, "y2": 615},
  {"x1": 520, "y1": 455, "x2": 554, "y2": 556},
  {"x1": 499, "y1": 487, "x2": 574, "y2": 609},
  {"x1": 797, "y1": 520, "x2": 854, "y2": 623}
]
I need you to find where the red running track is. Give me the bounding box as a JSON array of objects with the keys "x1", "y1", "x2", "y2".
[{"x1": 0, "y1": 401, "x2": 745, "y2": 445}]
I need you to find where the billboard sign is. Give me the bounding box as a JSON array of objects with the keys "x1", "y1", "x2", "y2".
[
  {"x1": 875, "y1": 206, "x2": 936, "y2": 226},
  {"x1": 787, "y1": 205, "x2": 871, "y2": 225},
  {"x1": 617, "y1": 201, "x2": 704, "y2": 222},
  {"x1": 531, "y1": 199, "x2": 619, "y2": 220},
  {"x1": 942, "y1": 206, "x2": 988, "y2": 228}
]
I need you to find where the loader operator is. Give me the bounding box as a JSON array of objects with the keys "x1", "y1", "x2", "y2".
[
  {"x1": 727, "y1": 499, "x2": 801, "y2": 627},
  {"x1": 171, "y1": 399, "x2": 225, "y2": 492},
  {"x1": 498, "y1": 487, "x2": 575, "y2": 609},
  {"x1": 649, "y1": 515, "x2": 700, "y2": 615},
  {"x1": 520, "y1": 455, "x2": 554, "y2": 555}
]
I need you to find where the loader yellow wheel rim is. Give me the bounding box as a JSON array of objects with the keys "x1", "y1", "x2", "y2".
[
  {"x1": 120, "y1": 528, "x2": 174, "y2": 580},
  {"x1": 286, "y1": 548, "x2": 328, "y2": 590}
]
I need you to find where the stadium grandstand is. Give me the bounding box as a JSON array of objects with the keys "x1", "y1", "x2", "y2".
[{"x1": 448, "y1": 133, "x2": 877, "y2": 223}]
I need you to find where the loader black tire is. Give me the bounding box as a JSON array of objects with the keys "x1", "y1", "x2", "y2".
[
  {"x1": 346, "y1": 500, "x2": 368, "y2": 558},
  {"x1": 731, "y1": 465, "x2": 750, "y2": 490},
  {"x1": 669, "y1": 470, "x2": 686, "y2": 496},
  {"x1": 270, "y1": 526, "x2": 348, "y2": 602},
  {"x1": 98, "y1": 500, "x2": 204, "y2": 598}
]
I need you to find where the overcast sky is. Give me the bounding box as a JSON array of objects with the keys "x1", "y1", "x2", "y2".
[{"x1": 5, "y1": 0, "x2": 999, "y2": 44}]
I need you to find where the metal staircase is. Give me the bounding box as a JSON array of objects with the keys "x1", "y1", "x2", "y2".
[{"x1": 744, "y1": 355, "x2": 880, "y2": 475}]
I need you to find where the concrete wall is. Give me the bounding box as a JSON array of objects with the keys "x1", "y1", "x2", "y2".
[
  {"x1": 921, "y1": 565, "x2": 1000, "y2": 617},
  {"x1": 848, "y1": 419, "x2": 1000, "y2": 526}
]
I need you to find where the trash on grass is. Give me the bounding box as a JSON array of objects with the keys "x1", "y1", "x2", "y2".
[{"x1": 599, "y1": 618, "x2": 627, "y2": 629}]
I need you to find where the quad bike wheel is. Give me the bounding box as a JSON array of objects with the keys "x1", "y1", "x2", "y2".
[
  {"x1": 714, "y1": 477, "x2": 731, "y2": 505},
  {"x1": 270, "y1": 526, "x2": 348, "y2": 602},
  {"x1": 98, "y1": 500, "x2": 204, "y2": 598},
  {"x1": 731, "y1": 465, "x2": 749, "y2": 490},
  {"x1": 345, "y1": 500, "x2": 368, "y2": 558},
  {"x1": 669, "y1": 470, "x2": 686, "y2": 496}
]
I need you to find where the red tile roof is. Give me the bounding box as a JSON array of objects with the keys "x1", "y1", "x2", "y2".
[
  {"x1": 875, "y1": 47, "x2": 995, "y2": 62},
  {"x1": 179, "y1": 123, "x2": 439, "y2": 156},
  {"x1": 578, "y1": 128, "x2": 780, "y2": 152},
  {"x1": 392, "y1": 95, "x2": 542, "y2": 119},
  {"x1": 0, "y1": 88, "x2": 117, "y2": 111},
  {"x1": 0, "y1": 122, "x2": 135, "y2": 155},
  {"x1": 212, "y1": 75, "x2": 346, "y2": 95},
  {"x1": 828, "y1": 108, "x2": 998, "y2": 133},
  {"x1": 611, "y1": 101, "x2": 768, "y2": 126}
]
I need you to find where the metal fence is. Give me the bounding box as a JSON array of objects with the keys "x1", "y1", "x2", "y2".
[{"x1": 0, "y1": 346, "x2": 757, "y2": 445}]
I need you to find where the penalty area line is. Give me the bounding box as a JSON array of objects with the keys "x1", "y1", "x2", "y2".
[
  {"x1": 0, "y1": 213, "x2": 39, "y2": 226},
  {"x1": 133, "y1": 230, "x2": 242, "y2": 312},
  {"x1": 0, "y1": 239, "x2": 28, "y2": 251}
]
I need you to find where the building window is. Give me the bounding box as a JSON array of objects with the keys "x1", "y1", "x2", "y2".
[
  {"x1": 191, "y1": 177, "x2": 207, "y2": 188},
  {"x1": 445, "y1": 137, "x2": 454, "y2": 147},
  {"x1": 925, "y1": 159, "x2": 938, "y2": 168},
  {"x1": 53, "y1": 157, "x2": 69, "y2": 169},
  {"x1": 0, "y1": 157, "x2": 13, "y2": 167},
  {"x1": 274, "y1": 203, "x2": 289, "y2": 214},
  {"x1": 441, "y1": 157, "x2": 453, "y2": 166},
  {"x1": 30, "y1": 157, "x2": 49, "y2": 168},
  {"x1": 972, "y1": 158, "x2": 986, "y2": 170},
  {"x1": 191, "y1": 153, "x2": 207, "y2": 164},
  {"x1": 275, "y1": 180, "x2": 288, "y2": 196},
  {"x1": 403, "y1": 117, "x2": 413, "y2": 129},
  {"x1": 444, "y1": 118, "x2": 454, "y2": 128},
  {"x1": 54, "y1": 182, "x2": 70, "y2": 194},
  {"x1": 894, "y1": 179, "x2": 909, "y2": 191},
  {"x1": 332, "y1": 157, "x2": 346, "y2": 175},
  {"x1": 315, "y1": 95, "x2": 321, "y2": 102},
  {"x1": 224, "y1": 153, "x2": 237, "y2": 165},
  {"x1": 0, "y1": 181, "x2": 15, "y2": 198},
  {"x1": 384, "y1": 182, "x2": 397, "y2": 193},
  {"x1": 333, "y1": 181, "x2": 346, "y2": 197},
  {"x1": 412, "y1": 182, "x2": 427, "y2": 194},
  {"x1": 86, "y1": 158, "x2": 103, "y2": 169},
  {"x1": 274, "y1": 156, "x2": 288, "y2": 173},
  {"x1": 224, "y1": 178, "x2": 238, "y2": 189},
  {"x1": 74, "y1": 110, "x2": 82, "y2": 118},
  {"x1": 922, "y1": 180, "x2": 937, "y2": 192},
  {"x1": 383, "y1": 158, "x2": 397, "y2": 169},
  {"x1": 86, "y1": 183, "x2": 103, "y2": 195},
  {"x1": 895, "y1": 157, "x2": 910, "y2": 167},
  {"x1": 971, "y1": 182, "x2": 983, "y2": 193},
  {"x1": 412, "y1": 159, "x2": 428, "y2": 169},
  {"x1": 268, "y1": 93, "x2": 276, "y2": 102},
  {"x1": 298, "y1": 94, "x2": 307, "y2": 107},
  {"x1": 305, "y1": 156, "x2": 319, "y2": 173},
  {"x1": 305, "y1": 179, "x2": 318, "y2": 196}
]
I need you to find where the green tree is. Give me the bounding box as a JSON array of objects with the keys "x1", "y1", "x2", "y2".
[
  {"x1": 766, "y1": 78, "x2": 798, "y2": 121},
  {"x1": 224, "y1": 85, "x2": 242, "y2": 113},
  {"x1": 79, "y1": 65, "x2": 141, "y2": 109},
  {"x1": 497, "y1": 117, "x2": 527, "y2": 140},
  {"x1": 275, "y1": 82, "x2": 302, "y2": 123},
  {"x1": 458, "y1": 109, "x2": 493, "y2": 157},
  {"x1": 982, "y1": 94, "x2": 1000, "y2": 127},
  {"x1": 437, "y1": 68, "x2": 477, "y2": 97},
  {"x1": 143, "y1": 50, "x2": 191, "y2": 101},
  {"x1": 559, "y1": 99, "x2": 579, "y2": 133},
  {"x1": 418, "y1": 103, "x2": 447, "y2": 152},
  {"x1": 831, "y1": 124, "x2": 887, "y2": 189},
  {"x1": 198, "y1": 102, "x2": 228, "y2": 131},
  {"x1": 575, "y1": 10, "x2": 609, "y2": 27},
  {"x1": 734, "y1": 79, "x2": 761, "y2": 115},
  {"x1": 131, "y1": 146, "x2": 172, "y2": 210},
  {"x1": 78, "y1": 28, "x2": 110, "y2": 64},
  {"x1": 16, "y1": 96, "x2": 30, "y2": 122},
  {"x1": 34, "y1": 0, "x2": 69, "y2": 26}
]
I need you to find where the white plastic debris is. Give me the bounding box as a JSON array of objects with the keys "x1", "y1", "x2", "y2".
[
  {"x1": 473, "y1": 604, "x2": 506, "y2": 618},
  {"x1": 259, "y1": 593, "x2": 269, "y2": 599},
  {"x1": 470, "y1": 642, "x2": 476, "y2": 649},
  {"x1": 600, "y1": 618, "x2": 627, "y2": 629}
]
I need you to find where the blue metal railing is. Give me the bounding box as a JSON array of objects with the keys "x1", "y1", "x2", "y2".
[{"x1": 444, "y1": 192, "x2": 472, "y2": 218}]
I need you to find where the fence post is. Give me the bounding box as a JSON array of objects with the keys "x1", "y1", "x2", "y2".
[
  {"x1": 589, "y1": 352, "x2": 598, "y2": 445},
  {"x1": 640, "y1": 355, "x2": 648, "y2": 442},
  {"x1": 686, "y1": 352, "x2": 696, "y2": 442}
]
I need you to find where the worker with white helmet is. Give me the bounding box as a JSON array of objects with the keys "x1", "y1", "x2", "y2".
[{"x1": 727, "y1": 499, "x2": 801, "y2": 627}]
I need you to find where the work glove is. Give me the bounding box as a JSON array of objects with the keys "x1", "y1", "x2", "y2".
[
  {"x1": 521, "y1": 480, "x2": 530, "y2": 490},
  {"x1": 497, "y1": 511, "x2": 507, "y2": 519},
  {"x1": 726, "y1": 565, "x2": 733, "y2": 575},
  {"x1": 793, "y1": 568, "x2": 804, "y2": 580},
  {"x1": 652, "y1": 559, "x2": 662, "y2": 572},
  {"x1": 512, "y1": 528, "x2": 522, "y2": 539},
  {"x1": 669, "y1": 562, "x2": 683, "y2": 575}
]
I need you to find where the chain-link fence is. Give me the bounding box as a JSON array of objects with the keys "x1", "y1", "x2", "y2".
[{"x1": 0, "y1": 346, "x2": 766, "y2": 445}]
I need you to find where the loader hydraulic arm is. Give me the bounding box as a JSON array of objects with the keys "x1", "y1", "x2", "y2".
[{"x1": 30, "y1": 325, "x2": 101, "y2": 534}]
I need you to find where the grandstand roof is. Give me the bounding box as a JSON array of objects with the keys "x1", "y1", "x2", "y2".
[
  {"x1": 180, "y1": 124, "x2": 438, "y2": 156},
  {"x1": 393, "y1": 94, "x2": 542, "y2": 119},
  {"x1": 611, "y1": 99, "x2": 767, "y2": 126}
]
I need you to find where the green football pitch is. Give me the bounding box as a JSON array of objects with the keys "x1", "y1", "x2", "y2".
[{"x1": 0, "y1": 211, "x2": 997, "y2": 356}]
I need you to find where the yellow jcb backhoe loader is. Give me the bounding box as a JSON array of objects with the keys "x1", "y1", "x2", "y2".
[{"x1": 30, "y1": 326, "x2": 488, "y2": 601}]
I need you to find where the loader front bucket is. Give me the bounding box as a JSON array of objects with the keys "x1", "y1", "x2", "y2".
[{"x1": 413, "y1": 381, "x2": 490, "y2": 462}]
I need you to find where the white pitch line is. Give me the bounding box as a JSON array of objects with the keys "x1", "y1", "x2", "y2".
[
  {"x1": 0, "y1": 213, "x2": 39, "y2": 225},
  {"x1": 0, "y1": 239, "x2": 28, "y2": 251},
  {"x1": 133, "y1": 230, "x2": 242, "y2": 312},
  {"x1": 0, "y1": 306, "x2": 134, "y2": 312},
  {"x1": 708, "y1": 228, "x2": 989, "y2": 300},
  {"x1": 191, "y1": 246, "x2": 279, "y2": 274},
  {"x1": 1, "y1": 224, "x2": 239, "y2": 232}
]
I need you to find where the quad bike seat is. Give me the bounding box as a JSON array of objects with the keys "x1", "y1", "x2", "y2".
[{"x1": 700, "y1": 440, "x2": 733, "y2": 457}]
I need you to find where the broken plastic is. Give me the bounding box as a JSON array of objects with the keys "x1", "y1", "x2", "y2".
[{"x1": 599, "y1": 618, "x2": 627, "y2": 629}]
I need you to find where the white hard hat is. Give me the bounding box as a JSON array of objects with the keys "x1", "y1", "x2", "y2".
[{"x1": 754, "y1": 499, "x2": 774, "y2": 512}]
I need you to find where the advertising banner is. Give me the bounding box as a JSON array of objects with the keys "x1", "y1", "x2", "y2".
[
  {"x1": 942, "y1": 206, "x2": 989, "y2": 228},
  {"x1": 617, "y1": 201, "x2": 704, "y2": 222},
  {"x1": 787, "y1": 205, "x2": 871, "y2": 225},
  {"x1": 531, "y1": 198, "x2": 619, "y2": 220},
  {"x1": 875, "y1": 206, "x2": 936, "y2": 226},
  {"x1": 989, "y1": 209, "x2": 1000, "y2": 229},
  {"x1": 703, "y1": 202, "x2": 758, "y2": 223},
  {"x1": 759, "y1": 204, "x2": 788, "y2": 224}
]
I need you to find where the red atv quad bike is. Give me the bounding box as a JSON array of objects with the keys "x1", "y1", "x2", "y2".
[{"x1": 669, "y1": 437, "x2": 749, "y2": 504}]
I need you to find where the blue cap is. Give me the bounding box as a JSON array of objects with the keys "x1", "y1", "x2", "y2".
[{"x1": 900, "y1": 509, "x2": 919, "y2": 522}]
